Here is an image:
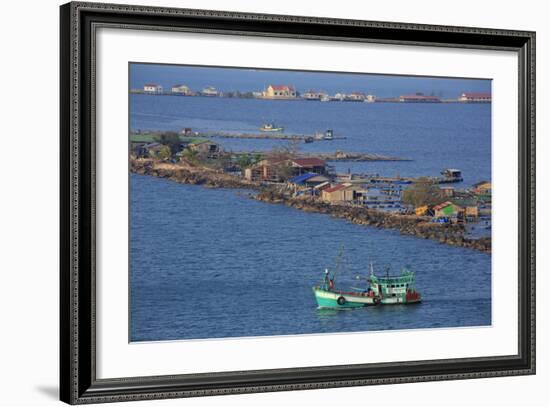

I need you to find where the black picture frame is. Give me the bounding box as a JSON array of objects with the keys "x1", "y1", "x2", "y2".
[{"x1": 60, "y1": 2, "x2": 536, "y2": 404}]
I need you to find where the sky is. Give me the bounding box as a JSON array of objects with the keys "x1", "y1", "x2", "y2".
[{"x1": 130, "y1": 63, "x2": 491, "y2": 98}]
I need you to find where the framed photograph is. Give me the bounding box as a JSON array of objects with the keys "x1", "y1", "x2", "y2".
[{"x1": 60, "y1": 1, "x2": 535, "y2": 404}]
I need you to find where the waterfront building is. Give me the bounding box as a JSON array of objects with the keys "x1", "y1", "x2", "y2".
[
  {"x1": 346, "y1": 92, "x2": 366, "y2": 102},
  {"x1": 302, "y1": 90, "x2": 326, "y2": 100},
  {"x1": 440, "y1": 186, "x2": 455, "y2": 197},
  {"x1": 433, "y1": 201, "x2": 463, "y2": 218},
  {"x1": 263, "y1": 85, "x2": 297, "y2": 99},
  {"x1": 244, "y1": 157, "x2": 327, "y2": 182},
  {"x1": 143, "y1": 83, "x2": 163, "y2": 93},
  {"x1": 201, "y1": 86, "x2": 219, "y2": 97},
  {"x1": 133, "y1": 142, "x2": 165, "y2": 158},
  {"x1": 458, "y1": 92, "x2": 492, "y2": 103},
  {"x1": 332, "y1": 93, "x2": 346, "y2": 101},
  {"x1": 415, "y1": 205, "x2": 429, "y2": 216},
  {"x1": 244, "y1": 158, "x2": 289, "y2": 182},
  {"x1": 171, "y1": 84, "x2": 193, "y2": 95},
  {"x1": 321, "y1": 184, "x2": 348, "y2": 202},
  {"x1": 399, "y1": 93, "x2": 441, "y2": 103},
  {"x1": 289, "y1": 158, "x2": 327, "y2": 175},
  {"x1": 365, "y1": 94, "x2": 376, "y2": 103},
  {"x1": 472, "y1": 181, "x2": 492, "y2": 196},
  {"x1": 188, "y1": 140, "x2": 221, "y2": 158},
  {"x1": 288, "y1": 173, "x2": 330, "y2": 187},
  {"x1": 320, "y1": 183, "x2": 368, "y2": 203},
  {"x1": 465, "y1": 206, "x2": 479, "y2": 218}
]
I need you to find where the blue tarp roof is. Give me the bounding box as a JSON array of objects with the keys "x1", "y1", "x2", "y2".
[{"x1": 288, "y1": 173, "x2": 318, "y2": 184}]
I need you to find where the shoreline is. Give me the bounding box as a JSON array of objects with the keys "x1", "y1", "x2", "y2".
[{"x1": 130, "y1": 158, "x2": 491, "y2": 254}]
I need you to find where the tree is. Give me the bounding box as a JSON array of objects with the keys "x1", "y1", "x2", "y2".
[
  {"x1": 402, "y1": 178, "x2": 446, "y2": 207},
  {"x1": 156, "y1": 145, "x2": 172, "y2": 161},
  {"x1": 181, "y1": 148, "x2": 199, "y2": 164},
  {"x1": 154, "y1": 132, "x2": 181, "y2": 156},
  {"x1": 236, "y1": 153, "x2": 261, "y2": 169}
]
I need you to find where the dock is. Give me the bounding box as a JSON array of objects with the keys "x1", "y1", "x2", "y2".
[
  {"x1": 197, "y1": 131, "x2": 346, "y2": 141},
  {"x1": 232, "y1": 151, "x2": 410, "y2": 162}
]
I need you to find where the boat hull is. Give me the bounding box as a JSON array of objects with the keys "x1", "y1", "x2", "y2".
[
  {"x1": 379, "y1": 296, "x2": 422, "y2": 305},
  {"x1": 313, "y1": 287, "x2": 376, "y2": 309}
]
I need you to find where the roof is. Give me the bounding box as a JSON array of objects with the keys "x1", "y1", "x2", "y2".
[
  {"x1": 288, "y1": 173, "x2": 318, "y2": 184},
  {"x1": 314, "y1": 181, "x2": 331, "y2": 190},
  {"x1": 323, "y1": 184, "x2": 347, "y2": 193},
  {"x1": 461, "y1": 92, "x2": 491, "y2": 98},
  {"x1": 472, "y1": 180, "x2": 491, "y2": 187},
  {"x1": 269, "y1": 85, "x2": 295, "y2": 91},
  {"x1": 291, "y1": 157, "x2": 326, "y2": 167},
  {"x1": 144, "y1": 83, "x2": 160, "y2": 87},
  {"x1": 172, "y1": 84, "x2": 188, "y2": 88},
  {"x1": 433, "y1": 201, "x2": 454, "y2": 211}
]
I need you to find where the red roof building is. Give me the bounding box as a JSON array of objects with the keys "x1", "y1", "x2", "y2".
[
  {"x1": 323, "y1": 184, "x2": 346, "y2": 193},
  {"x1": 290, "y1": 158, "x2": 327, "y2": 175},
  {"x1": 291, "y1": 158, "x2": 326, "y2": 167}
]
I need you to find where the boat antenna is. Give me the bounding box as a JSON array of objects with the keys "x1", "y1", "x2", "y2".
[{"x1": 333, "y1": 244, "x2": 345, "y2": 279}]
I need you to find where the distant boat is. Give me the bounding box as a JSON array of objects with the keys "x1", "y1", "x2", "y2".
[
  {"x1": 320, "y1": 95, "x2": 330, "y2": 102},
  {"x1": 312, "y1": 250, "x2": 421, "y2": 309},
  {"x1": 260, "y1": 123, "x2": 284, "y2": 132},
  {"x1": 304, "y1": 136, "x2": 314, "y2": 143},
  {"x1": 438, "y1": 168, "x2": 463, "y2": 183}
]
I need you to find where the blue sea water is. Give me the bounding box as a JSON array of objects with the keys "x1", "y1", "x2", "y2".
[
  {"x1": 130, "y1": 175, "x2": 491, "y2": 342},
  {"x1": 129, "y1": 89, "x2": 492, "y2": 342}
]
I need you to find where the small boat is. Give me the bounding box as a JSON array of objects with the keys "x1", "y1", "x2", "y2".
[
  {"x1": 260, "y1": 123, "x2": 284, "y2": 132},
  {"x1": 312, "y1": 253, "x2": 421, "y2": 309},
  {"x1": 304, "y1": 136, "x2": 314, "y2": 143},
  {"x1": 437, "y1": 168, "x2": 463, "y2": 183}
]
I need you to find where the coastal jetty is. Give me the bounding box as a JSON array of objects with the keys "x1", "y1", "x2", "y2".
[
  {"x1": 233, "y1": 151, "x2": 411, "y2": 162},
  {"x1": 196, "y1": 131, "x2": 346, "y2": 141},
  {"x1": 130, "y1": 158, "x2": 490, "y2": 253},
  {"x1": 255, "y1": 188, "x2": 490, "y2": 253}
]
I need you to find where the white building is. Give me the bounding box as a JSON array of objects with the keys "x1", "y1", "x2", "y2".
[
  {"x1": 201, "y1": 86, "x2": 219, "y2": 97},
  {"x1": 143, "y1": 84, "x2": 163, "y2": 93},
  {"x1": 171, "y1": 84, "x2": 192, "y2": 95}
]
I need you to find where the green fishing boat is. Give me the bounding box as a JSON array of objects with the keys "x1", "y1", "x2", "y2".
[
  {"x1": 368, "y1": 266, "x2": 422, "y2": 305},
  {"x1": 312, "y1": 251, "x2": 421, "y2": 309}
]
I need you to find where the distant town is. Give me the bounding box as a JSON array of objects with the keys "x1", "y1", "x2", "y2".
[{"x1": 131, "y1": 83, "x2": 491, "y2": 104}]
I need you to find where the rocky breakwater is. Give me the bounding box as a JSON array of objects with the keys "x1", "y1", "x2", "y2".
[
  {"x1": 130, "y1": 158, "x2": 261, "y2": 190},
  {"x1": 255, "y1": 189, "x2": 491, "y2": 253}
]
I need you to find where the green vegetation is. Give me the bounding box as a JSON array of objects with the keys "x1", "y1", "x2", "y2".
[
  {"x1": 156, "y1": 145, "x2": 172, "y2": 161},
  {"x1": 402, "y1": 178, "x2": 446, "y2": 207},
  {"x1": 154, "y1": 133, "x2": 181, "y2": 156},
  {"x1": 180, "y1": 148, "x2": 199, "y2": 164},
  {"x1": 235, "y1": 153, "x2": 262, "y2": 169}
]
